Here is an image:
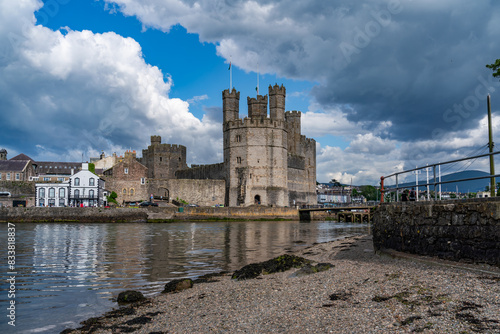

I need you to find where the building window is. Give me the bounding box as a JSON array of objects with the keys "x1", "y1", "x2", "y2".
[
  {"x1": 48, "y1": 199, "x2": 55, "y2": 207},
  {"x1": 59, "y1": 199, "x2": 65, "y2": 207},
  {"x1": 89, "y1": 190, "x2": 94, "y2": 198},
  {"x1": 124, "y1": 168, "x2": 129, "y2": 175},
  {"x1": 89, "y1": 178, "x2": 95, "y2": 186},
  {"x1": 74, "y1": 189, "x2": 80, "y2": 198},
  {"x1": 160, "y1": 157, "x2": 162, "y2": 162},
  {"x1": 130, "y1": 188, "x2": 134, "y2": 196},
  {"x1": 7, "y1": 173, "x2": 11, "y2": 180},
  {"x1": 141, "y1": 178, "x2": 145, "y2": 185},
  {"x1": 59, "y1": 188, "x2": 65, "y2": 198},
  {"x1": 236, "y1": 135, "x2": 241, "y2": 142},
  {"x1": 43, "y1": 177, "x2": 51, "y2": 181},
  {"x1": 0, "y1": 173, "x2": 2, "y2": 180},
  {"x1": 57, "y1": 177, "x2": 65, "y2": 182},
  {"x1": 39, "y1": 199, "x2": 45, "y2": 207},
  {"x1": 39, "y1": 188, "x2": 45, "y2": 198},
  {"x1": 123, "y1": 188, "x2": 127, "y2": 194},
  {"x1": 74, "y1": 178, "x2": 80, "y2": 186},
  {"x1": 49, "y1": 188, "x2": 55, "y2": 198},
  {"x1": 15, "y1": 173, "x2": 20, "y2": 180},
  {"x1": 237, "y1": 157, "x2": 241, "y2": 163}
]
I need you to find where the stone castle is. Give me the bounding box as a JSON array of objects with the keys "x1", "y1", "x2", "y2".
[
  {"x1": 1, "y1": 84, "x2": 317, "y2": 208},
  {"x1": 151, "y1": 84, "x2": 317, "y2": 207},
  {"x1": 221, "y1": 84, "x2": 316, "y2": 206}
]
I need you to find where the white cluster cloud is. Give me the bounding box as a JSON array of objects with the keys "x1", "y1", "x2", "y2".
[{"x1": 0, "y1": 0, "x2": 221, "y2": 164}]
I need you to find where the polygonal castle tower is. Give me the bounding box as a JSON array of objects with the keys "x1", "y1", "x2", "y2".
[
  {"x1": 223, "y1": 84, "x2": 316, "y2": 207},
  {"x1": 140, "y1": 136, "x2": 187, "y2": 179}
]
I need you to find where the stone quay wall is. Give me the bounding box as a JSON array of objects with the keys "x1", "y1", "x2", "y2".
[
  {"x1": 373, "y1": 198, "x2": 500, "y2": 266},
  {"x1": 0, "y1": 206, "x2": 302, "y2": 223}
]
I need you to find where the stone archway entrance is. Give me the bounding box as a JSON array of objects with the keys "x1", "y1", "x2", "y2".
[{"x1": 254, "y1": 195, "x2": 261, "y2": 205}]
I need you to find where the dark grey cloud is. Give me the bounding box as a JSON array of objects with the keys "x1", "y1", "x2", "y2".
[{"x1": 108, "y1": 0, "x2": 500, "y2": 143}]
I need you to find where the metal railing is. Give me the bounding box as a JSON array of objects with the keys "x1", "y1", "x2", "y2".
[{"x1": 380, "y1": 151, "x2": 500, "y2": 203}]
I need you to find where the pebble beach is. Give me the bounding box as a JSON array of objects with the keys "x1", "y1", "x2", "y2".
[{"x1": 65, "y1": 235, "x2": 500, "y2": 334}]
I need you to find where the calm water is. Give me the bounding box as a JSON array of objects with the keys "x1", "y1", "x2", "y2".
[{"x1": 0, "y1": 221, "x2": 370, "y2": 333}]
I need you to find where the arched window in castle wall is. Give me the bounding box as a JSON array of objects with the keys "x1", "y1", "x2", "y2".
[{"x1": 130, "y1": 188, "x2": 134, "y2": 196}]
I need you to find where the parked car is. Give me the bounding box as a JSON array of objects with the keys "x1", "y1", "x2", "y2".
[{"x1": 139, "y1": 201, "x2": 158, "y2": 207}]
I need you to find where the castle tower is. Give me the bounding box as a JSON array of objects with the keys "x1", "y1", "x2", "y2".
[
  {"x1": 151, "y1": 135, "x2": 161, "y2": 146},
  {"x1": 141, "y1": 136, "x2": 187, "y2": 179},
  {"x1": 285, "y1": 111, "x2": 302, "y2": 155},
  {"x1": 269, "y1": 84, "x2": 286, "y2": 120},
  {"x1": 223, "y1": 87, "x2": 289, "y2": 207},
  {"x1": 223, "y1": 88, "x2": 240, "y2": 123},
  {"x1": 0, "y1": 148, "x2": 6, "y2": 161},
  {"x1": 247, "y1": 95, "x2": 268, "y2": 118}
]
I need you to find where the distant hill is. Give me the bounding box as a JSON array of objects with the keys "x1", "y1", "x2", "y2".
[{"x1": 387, "y1": 170, "x2": 491, "y2": 193}]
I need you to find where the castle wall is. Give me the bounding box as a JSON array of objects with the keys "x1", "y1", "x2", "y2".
[
  {"x1": 287, "y1": 135, "x2": 317, "y2": 207},
  {"x1": 175, "y1": 163, "x2": 225, "y2": 180},
  {"x1": 149, "y1": 179, "x2": 225, "y2": 207}
]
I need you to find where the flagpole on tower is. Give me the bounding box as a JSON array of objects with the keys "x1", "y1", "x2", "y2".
[
  {"x1": 229, "y1": 55, "x2": 232, "y2": 91},
  {"x1": 256, "y1": 62, "x2": 259, "y2": 96}
]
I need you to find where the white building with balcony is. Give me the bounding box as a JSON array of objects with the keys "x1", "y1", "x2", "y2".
[
  {"x1": 35, "y1": 163, "x2": 106, "y2": 207},
  {"x1": 69, "y1": 163, "x2": 105, "y2": 207}
]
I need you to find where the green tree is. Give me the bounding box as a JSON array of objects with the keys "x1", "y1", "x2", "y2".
[
  {"x1": 107, "y1": 191, "x2": 118, "y2": 205},
  {"x1": 88, "y1": 163, "x2": 96, "y2": 174},
  {"x1": 486, "y1": 59, "x2": 500, "y2": 78},
  {"x1": 360, "y1": 185, "x2": 379, "y2": 201},
  {"x1": 485, "y1": 185, "x2": 490, "y2": 192},
  {"x1": 330, "y1": 179, "x2": 342, "y2": 187}
]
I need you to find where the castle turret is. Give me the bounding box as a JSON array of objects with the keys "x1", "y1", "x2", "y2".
[
  {"x1": 0, "y1": 148, "x2": 7, "y2": 161},
  {"x1": 151, "y1": 135, "x2": 161, "y2": 146},
  {"x1": 223, "y1": 88, "x2": 240, "y2": 123},
  {"x1": 247, "y1": 95, "x2": 268, "y2": 118},
  {"x1": 269, "y1": 84, "x2": 286, "y2": 120}
]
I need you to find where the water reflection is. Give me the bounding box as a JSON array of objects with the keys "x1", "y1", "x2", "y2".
[{"x1": 0, "y1": 221, "x2": 370, "y2": 334}]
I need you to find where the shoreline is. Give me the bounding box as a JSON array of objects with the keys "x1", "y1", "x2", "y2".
[{"x1": 64, "y1": 235, "x2": 500, "y2": 334}]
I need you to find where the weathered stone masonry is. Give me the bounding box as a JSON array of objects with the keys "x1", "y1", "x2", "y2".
[{"x1": 373, "y1": 198, "x2": 500, "y2": 266}]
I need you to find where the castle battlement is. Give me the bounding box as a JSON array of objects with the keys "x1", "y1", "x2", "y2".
[
  {"x1": 269, "y1": 84, "x2": 286, "y2": 96},
  {"x1": 247, "y1": 95, "x2": 268, "y2": 104},
  {"x1": 300, "y1": 135, "x2": 316, "y2": 146},
  {"x1": 223, "y1": 88, "x2": 240, "y2": 99},
  {"x1": 285, "y1": 110, "x2": 301, "y2": 117}
]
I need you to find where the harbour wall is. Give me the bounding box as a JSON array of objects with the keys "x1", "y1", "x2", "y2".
[
  {"x1": 373, "y1": 198, "x2": 500, "y2": 266},
  {"x1": 0, "y1": 206, "x2": 308, "y2": 223}
]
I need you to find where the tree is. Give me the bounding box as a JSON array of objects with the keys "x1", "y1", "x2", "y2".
[
  {"x1": 107, "y1": 191, "x2": 118, "y2": 205},
  {"x1": 329, "y1": 179, "x2": 342, "y2": 187},
  {"x1": 360, "y1": 185, "x2": 379, "y2": 201},
  {"x1": 486, "y1": 59, "x2": 500, "y2": 78},
  {"x1": 485, "y1": 185, "x2": 490, "y2": 192}
]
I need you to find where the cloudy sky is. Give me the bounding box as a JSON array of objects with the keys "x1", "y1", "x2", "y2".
[{"x1": 1, "y1": 0, "x2": 500, "y2": 186}]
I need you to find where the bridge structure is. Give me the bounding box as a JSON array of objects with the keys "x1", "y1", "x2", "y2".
[{"x1": 299, "y1": 205, "x2": 376, "y2": 222}]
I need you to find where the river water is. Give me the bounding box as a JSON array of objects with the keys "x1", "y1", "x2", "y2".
[{"x1": 0, "y1": 221, "x2": 370, "y2": 333}]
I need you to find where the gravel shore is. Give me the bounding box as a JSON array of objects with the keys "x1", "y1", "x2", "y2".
[{"x1": 66, "y1": 235, "x2": 500, "y2": 334}]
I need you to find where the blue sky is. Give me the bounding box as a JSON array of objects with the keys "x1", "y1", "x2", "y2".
[{"x1": 1, "y1": 0, "x2": 500, "y2": 185}]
